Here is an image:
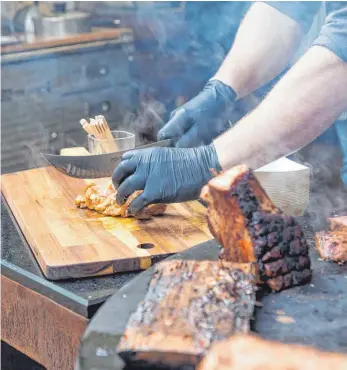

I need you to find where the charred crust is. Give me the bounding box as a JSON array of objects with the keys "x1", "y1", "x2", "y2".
[
  {"x1": 250, "y1": 212, "x2": 311, "y2": 289},
  {"x1": 117, "y1": 261, "x2": 256, "y2": 368},
  {"x1": 206, "y1": 166, "x2": 312, "y2": 292}
]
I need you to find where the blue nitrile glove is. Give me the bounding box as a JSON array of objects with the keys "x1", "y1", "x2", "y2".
[
  {"x1": 157, "y1": 80, "x2": 237, "y2": 148},
  {"x1": 112, "y1": 144, "x2": 221, "y2": 215}
]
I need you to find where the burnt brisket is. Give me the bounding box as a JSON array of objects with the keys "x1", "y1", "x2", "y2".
[
  {"x1": 200, "y1": 164, "x2": 312, "y2": 291},
  {"x1": 117, "y1": 260, "x2": 256, "y2": 368}
]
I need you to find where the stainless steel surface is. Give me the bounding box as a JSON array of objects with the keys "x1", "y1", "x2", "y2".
[
  {"x1": 41, "y1": 139, "x2": 174, "y2": 179},
  {"x1": 35, "y1": 11, "x2": 91, "y2": 39}
]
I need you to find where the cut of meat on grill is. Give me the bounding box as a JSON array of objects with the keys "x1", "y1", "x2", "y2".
[
  {"x1": 117, "y1": 260, "x2": 257, "y2": 369},
  {"x1": 315, "y1": 231, "x2": 347, "y2": 263},
  {"x1": 200, "y1": 164, "x2": 312, "y2": 292},
  {"x1": 315, "y1": 215, "x2": 347, "y2": 263},
  {"x1": 197, "y1": 334, "x2": 347, "y2": 370},
  {"x1": 75, "y1": 182, "x2": 167, "y2": 220},
  {"x1": 329, "y1": 216, "x2": 347, "y2": 232}
]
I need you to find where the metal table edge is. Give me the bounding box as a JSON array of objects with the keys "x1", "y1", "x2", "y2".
[
  {"x1": 1, "y1": 192, "x2": 104, "y2": 318},
  {"x1": 1, "y1": 259, "x2": 92, "y2": 317}
]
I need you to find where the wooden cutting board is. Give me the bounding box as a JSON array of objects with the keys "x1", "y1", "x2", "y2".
[{"x1": 1, "y1": 167, "x2": 212, "y2": 280}]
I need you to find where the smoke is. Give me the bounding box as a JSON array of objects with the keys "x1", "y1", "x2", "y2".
[
  {"x1": 130, "y1": 93, "x2": 167, "y2": 145},
  {"x1": 23, "y1": 121, "x2": 80, "y2": 169},
  {"x1": 19, "y1": 123, "x2": 51, "y2": 170},
  {"x1": 113, "y1": 2, "x2": 251, "y2": 146}
]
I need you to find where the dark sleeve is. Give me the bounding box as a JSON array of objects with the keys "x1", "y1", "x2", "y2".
[
  {"x1": 264, "y1": 2, "x2": 321, "y2": 34},
  {"x1": 313, "y1": 3, "x2": 347, "y2": 62}
]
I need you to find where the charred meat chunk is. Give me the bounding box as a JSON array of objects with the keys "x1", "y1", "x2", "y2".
[
  {"x1": 117, "y1": 260, "x2": 256, "y2": 368},
  {"x1": 200, "y1": 164, "x2": 312, "y2": 291},
  {"x1": 329, "y1": 216, "x2": 347, "y2": 232},
  {"x1": 315, "y1": 231, "x2": 347, "y2": 263}
]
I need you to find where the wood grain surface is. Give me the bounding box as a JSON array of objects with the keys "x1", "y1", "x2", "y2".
[
  {"x1": 1, "y1": 167, "x2": 212, "y2": 280},
  {"x1": 1, "y1": 275, "x2": 88, "y2": 370}
]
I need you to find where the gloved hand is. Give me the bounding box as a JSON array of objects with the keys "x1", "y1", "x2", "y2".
[
  {"x1": 112, "y1": 144, "x2": 221, "y2": 215},
  {"x1": 157, "y1": 80, "x2": 237, "y2": 148}
]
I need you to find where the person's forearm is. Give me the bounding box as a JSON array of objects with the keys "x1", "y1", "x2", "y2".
[
  {"x1": 213, "y1": 2, "x2": 303, "y2": 98},
  {"x1": 214, "y1": 46, "x2": 347, "y2": 170}
]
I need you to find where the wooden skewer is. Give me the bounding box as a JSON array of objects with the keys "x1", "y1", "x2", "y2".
[
  {"x1": 95, "y1": 115, "x2": 107, "y2": 136},
  {"x1": 79, "y1": 116, "x2": 118, "y2": 153},
  {"x1": 96, "y1": 115, "x2": 118, "y2": 152},
  {"x1": 79, "y1": 117, "x2": 105, "y2": 154},
  {"x1": 95, "y1": 118, "x2": 106, "y2": 138},
  {"x1": 81, "y1": 118, "x2": 104, "y2": 153},
  {"x1": 80, "y1": 119, "x2": 93, "y2": 135},
  {"x1": 88, "y1": 118, "x2": 99, "y2": 139},
  {"x1": 94, "y1": 116, "x2": 105, "y2": 139},
  {"x1": 90, "y1": 118, "x2": 109, "y2": 153}
]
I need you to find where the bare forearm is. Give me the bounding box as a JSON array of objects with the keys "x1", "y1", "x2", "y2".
[
  {"x1": 213, "y1": 2, "x2": 303, "y2": 98},
  {"x1": 214, "y1": 46, "x2": 347, "y2": 170}
]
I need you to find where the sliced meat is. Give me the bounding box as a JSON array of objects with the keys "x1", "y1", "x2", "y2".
[
  {"x1": 200, "y1": 164, "x2": 311, "y2": 291},
  {"x1": 198, "y1": 334, "x2": 347, "y2": 370},
  {"x1": 74, "y1": 182, "x2": 166, "y2": 220},
  {"x1": 121, "y1": 190, "x2": 144, "y2": 218},
  {"x1": 74, "y1": 194, "x2": 86, "y2": 209},
  {"x1": 120, "y1": 190, "x2": 167, "y2": 220},
  {"x1": 315, "y1": 231, "x2": 347, "y2": 263},
  {"x1": 329, "y1": 216, "x2": 347, "y2": 232},
  {"x1": 117, "y1": 260, "x2": 256, "y2": 368}
]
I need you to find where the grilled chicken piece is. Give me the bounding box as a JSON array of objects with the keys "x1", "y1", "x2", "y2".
[
  {"x1": 198, "y1": 334, "x2": 347, "y2": 370},
  {"x1": 74, "y1": 195, "x2": 87, "y2": 209},
  {"x1": 121, "y1": 190, "x2": 167, "y2": 219},
  {"x1": 329, "y1": 216, "x2": 347, "y2": 232},
  {"x1": 117, "y1": 260, "x2": 257, "y2": 368},
  {"x1": 200, "y1": 164, "x2": 311, "y2": 291},
  {"x1": 315, "y1": 231, "x2": 347, "y2": 263},
  {"x1": 74, "y1": 182, "x2": 166, "y2": 220}
]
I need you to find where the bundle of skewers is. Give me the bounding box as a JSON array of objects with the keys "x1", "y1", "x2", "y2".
[{"x1": 80, "y1": 115, "x2": 118, "y2": 153}]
